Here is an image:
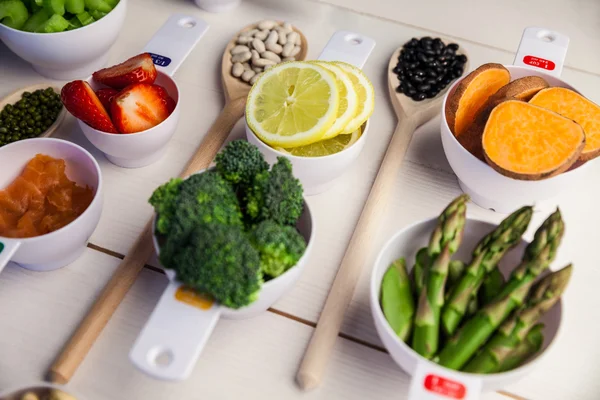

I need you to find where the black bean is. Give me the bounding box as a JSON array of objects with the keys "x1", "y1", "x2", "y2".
[
  {"x1": 407, "y1": 87, "x2": 417, "y2": 96},
  {"x1": 412, "y1": 75, "x2": 425, "y2": 84},
  {"x1": 443, "y1": 77, "x2": 452, "y2": 85},
  {"x1": 426, "y1": 77, "x2": 438, "y2": 86},
  {"x1": 424, "y1": 49, "x2": 436, "y2": 57},
  {"x1": 456, "y1": 54, "x2": 468, "y2": 64},
  {"x1": 444, "y1": 47, "x2": 456, "y2": 56},
  {"x1": 418, "y1": 83, "x2": 432, "y2": 92},
  {"x1": 406, "y1": 38, "x2": 419, "y2": 48},
  {"x1": 396, "y1": 85, "x2": 404, "y2": 93},
  {"x1": 448, "y1": 43, "x2": 459, "y2": 51},
  {"x1": 412, "y1": 92, "x2": 427, "y2": 101},
  {"x1": 425, "y1": 68, "x2": 437, "y2": 78},
  {"x1": 433, "y1": 38, "x2": 444, "y2": 49},
  {"x1": 408, "y1": 61, "x2": 419, "y2": 69},
  {"x1": 416, "y1": 52, "x2": 428, "y2": 63}
]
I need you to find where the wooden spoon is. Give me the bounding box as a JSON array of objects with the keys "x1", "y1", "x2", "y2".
[
  {"x1": 48, "y1": 21, "x2": 308, "y2": 385},
  {"x1": 0, "y1": 84, "x2": 66, "y2": 139},
  {"x1": 296, "y1": 40, "x2": 469, "y2": 391},
  {"x1": 0, "y1": 385, "x2": 77, "y2": 400}
]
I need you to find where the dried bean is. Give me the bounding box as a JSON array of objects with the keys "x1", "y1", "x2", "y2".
[
  {"x1": 253, "y1": 66, "x2": 263, "y2": 73},
  {"x1": 253, "y1": 58, "x2": 276, "y2": 67},
  {"x1": 231, "y1": 51, "x2": 252, "y2": 63},
  {"x1": 241, "y1": 69, "x2": 256, "y2": 82},
  {"x1": 232, "y1": 63, "x2": 244, "y2": 77},
  {"x1": 251, "y1": 49, "x2": 260, "y2": 63},
  {"x1": 251, "y1": 38, "x2": 266, "y2": 53},
  {"x1": 283, "y1": 22, "x2": 292, "y2": 30},
  {"x1": 282, "y1": 57, "x2": 295, "y2": 62},
  {"x1": 261, "y1": 51, "x2": 281, "y2": 63},
  {"x1": 265, "y1": 31, "x2": 278, "y2": 45},
  {"x1": 241, "y1": 28, "x2": 258, "y2": 37},
  {"x1": 231, "y1": 45, "x2": 250, "y2": 55},
  {"x1": 287, "y1": 32, "x2": 299, "y2": 46},
  {"x1": 266, "y1": 42, "x2": 283, "y2": 53},
  {"x1": 289, "y1": 45, "x2": 301, "y2": 57},
  {"x1": 255, "y1": 30, "x2": 269, "y2": 40},
  {"x1": 242, "y1": 62, "x2": 251, "y2": 70},
  {"x1": 281, "y1": 42, "x2": 295, "y2": 57},
  {"x1": 258, "y1": 20, "x2": 276, "y2": 30},
  {"x1": 237, "y1": 36, "x2": 251, "y2": 44},
  {"x1": 250, "y1": 73, "x2": 261, "y2": 85},
  {"x1": 278, "y1": 32, "x2": 287, "y2": 45}
]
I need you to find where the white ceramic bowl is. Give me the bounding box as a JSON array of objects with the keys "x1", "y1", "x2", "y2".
[
  {"x1": 370, "y1": 217, "x2": 562, "y2": 392},
  {"x1": 194, "y1": 0, "x2": 241, "y2": 12},
  {"x1": 440, "y1": 65, "x2": 593, "y2": 213},
  {"x1": 80, "y1": 71, "x2": 180, "y2": 168},
  {"x1": 0, "y1": 0, "x2": 127, "y2": 80},
  {"x1": 0, "y1": 138, "x2": 103, "y2": 272},
  {"x1": 246, "y1": 120, "x2": 369, "y2": 196}
]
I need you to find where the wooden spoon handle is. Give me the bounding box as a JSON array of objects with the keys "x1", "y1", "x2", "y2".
[
  {"x1": 296, "y1": 116, "x2": 418, "y2": 391},
  {"x1": 48, "y1": 96, "x2": 247, "y2": 384}
]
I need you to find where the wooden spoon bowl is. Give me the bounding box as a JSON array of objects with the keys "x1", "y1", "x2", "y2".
[
  {"x1": 221, "y1": 21, "x2": 308, "y2": 103},
  {"x1": 0, "y1": 385, "x2": 78, "y2": 400},
  {"x1": 0, "y1": 84, "x2": 66, "y2": 140}
]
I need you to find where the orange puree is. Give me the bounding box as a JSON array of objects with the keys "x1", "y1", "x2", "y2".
[{"x1": 0, "y1": 154, "x2": 94, "y2": 238}]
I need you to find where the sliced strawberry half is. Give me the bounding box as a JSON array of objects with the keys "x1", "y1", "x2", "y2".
[
  {"x1": 110, "y1": 83, "x2": 172, "y2": 134},
  {"x1": 61, "y1": 81, "x2": 118, "y2": 133},
  {"x1": 153, "y1": 85, "x2": 177, "y2": 113},
  {"x1": 96, "y1": 88, "x2": 119, "y2": 114},
  {"x1": 92, "y1": 53, "x2": 158, "y2": 89}
]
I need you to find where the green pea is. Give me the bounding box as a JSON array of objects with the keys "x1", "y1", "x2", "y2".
[
  {"x1": 0, "y1": 127, "x2": 7, "y2": 134},
  {"x1": 34, "y1": 127, "x2": 42, "y2": 135}
]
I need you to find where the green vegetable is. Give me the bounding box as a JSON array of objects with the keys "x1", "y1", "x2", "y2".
[
  {"x1": 447, "y1": 260, "x2": 465, "y2": 289},
  {"x1": 43, "y1": 0, "x2": 65, "y2": 15},
  {"x1": 412, "y1": 247, "x2": 429, "y2": 295},
  {"x1": 427, "y1": 194, "x2": 469, "y2": 258},
  {"x1": 465, "y1": 295, "x2": 478, "y2": 318},
  {"x1": 84, "y1": 0, "x2": 113, "y2": 12},
  {"x1": 21, "y1": 8, "x2": 49, "y2": 31},
  {"x1": 498, "y1": 324, "x2": 544, "y2": 372},
  {"x1": 148, "y1": 178, "x2": 183, "y2": 235},
  {"x1": 171, "y1": 223, "x2": 263, "y2": 309},
  {"x1": 479, "y1": 267, "x2": 505, "y2": 305},
  {"x1": 88, "y1": 8, "x2": 105, "y2": 19},
  {"x1": 0, "y1": 0, "x2": 30, "y2": 29},
  {"x1": 463, "y1": 265, "x2": 571, "y2": 373},
  {"x1": 23, "y1": 0, "x2": 42, "y2": 12},
  {"x1": 381, "y1": 258, "x2": 415, "y2": 342},
  {"x1": 244, "y1": 157, "x2": 303, "y2": 226},
  {"x1": 215, "y1": 140, "x2": 269, "y2": 187},
  {"x1": 65, "y1": 0, "x2": 84, "y2": 13},
  {"x1": 249, "y1": 219, "x2": 306, "y2": 279},
  {"x1": 441, "y1": 206, "x2": 532, "y2": 336},
  {"x1": 35, "y1": 13, "x2": 69, "y2": 32},
  {"x1": 67, "y1": 15, "x2": 81, "y2": 29},
  {"x1": 75, "y1": 10, "x2": 92, "y2": 25}
]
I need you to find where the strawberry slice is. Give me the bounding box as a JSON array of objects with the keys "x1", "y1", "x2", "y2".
[
  {"x1": 96, "y1": 88, "x2": 119, "y2": 114},
  {"x1": 154, "y1": 85, "x2": 177, "y2": 113},
  {"x1": 61, "y1": 81, "x2": 118, "y2": 133},
  {"x1": 92, "y1": 53, "x2": 158, "y2": 89},
  {"x1": 110, "y1": 83, "x2": 173, "y2": 134}
]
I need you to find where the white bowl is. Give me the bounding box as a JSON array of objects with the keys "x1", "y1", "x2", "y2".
[
  {"x1": 440, "y1": 65, "x2": 593, "y2": 213},
  {"x1": 246, "y1": 120, "x2": 369, "y2": 196},
  {"x1": 194, "y1": 0, "x2": 241, "y2": 12},
  {"x1": 79, "y1": 71, "x2": 180, "y2": 168},
  {"x1": 0, "y1": 0, "x2": 127, "y2": 80},
  {"x1": 370, "y1": 217, "x2": 562, "y2": 392},
  {"x1": 0, "y1": 138, "x2": 103, "y2": 272}
]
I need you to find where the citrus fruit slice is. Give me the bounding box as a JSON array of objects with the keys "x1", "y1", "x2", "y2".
[
  {"x1": 311, "y1": 61, "x2": 358, "y2": 140},
  {"x1": 275, "y1": 126, "x2": 362, "y2": 157},
  {"x1": 246, "y1": 61, "x2": 340, "y2": 148},
  {"x1": 333, "y1": 61, "x2": 375, "y2": 134}
]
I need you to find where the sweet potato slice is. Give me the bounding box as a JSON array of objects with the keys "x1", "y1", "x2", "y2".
[
  {"x1": 458, "y1": 76, "x2": 549, "y2": 160},
  {"x1": 482, "y1": 100, "x2": 585, "y2": 180},
  {"x1": 446, "y1": 63, "x2": 510, "y2": 137},
  {"x1": 530, "y1": 87, "x2": 600, "y2": 161}
]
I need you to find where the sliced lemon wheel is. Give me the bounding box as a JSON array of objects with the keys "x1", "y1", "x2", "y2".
[
  {"x1": 333, "y1": 61, "x2": 375, "y2": 134},
  {"x1": 275, "y1": 126, "x2": 362, "y2": 157},
  {"x1": 311, "y1": 61, "x2": 359, "y2": 140},
  {"x1": 246, "y1": 61, "x2": 340, "y2": 148}
]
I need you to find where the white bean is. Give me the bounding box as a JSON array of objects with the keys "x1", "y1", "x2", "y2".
[
  {"x1": 281, "y1": 42, "x2": 295, "y2": 57},
  {"x1": 287, "y1": 32, "x2": 299, "y2": 47},
  {"x1": 231, "y1": 51, "x2": 252, "y2": 63},
  {"x1": 237, "y1": 36, "x2": 251, "y2": 44},
  {"x1": 253, "y1": 58, "x2": 276, "y2": 67},
  {"x1": 258, "y1": 20, "x2": 276, "y2": 30},
  {"x1": 242, "y1": 62, "x2": 251, "y2": 70},
  {"x1": 265, "y1": 31, "x2": 278, "y2": 45},
  {"x1": 240, "y1": 28, "x2": 258, "y2": 37},
  {"x1": 252, "y1": 66, "x2": 263, "y2": 73},
  {"x1": 250, "y1": 73, "x2": 262, "y2": 85},
  {"x1": 254, "y1": 30, "x2": 269, "y2": 40},
  {"x1": 283, "y1": 22, "x2": 292, "y2": 30},
  {"x1": 261, "y1": 51, "x2": 281, "y2": 63},
  {"x1": 264, "y1": 64, "x2": 273, "y2": 71},
  {"x1": 232, "y1": 62, "x2": 244, "y2": 77},
  {"x1": 241, "y1": 69, "x2": 256, "y2": 82},
  {"x1": 282, "y1": 57, "x2": 296, "y2": 62},
  {"x1": 278, "y1": 32, "x2": 287, "y2": 45},
  {"x1": 266, "y1": 42, "x2": 283, "y2": 53},
  {"x1": 251, "y1": 49, "x2": 260, "y2": 63},
  {"x1": 231, "y1": 45, "x2": 250, "y2": 55},
  {"x1": 290, "y1": 45, "x2": 301, "y2": 57},
  {"x1": 251, "y1": 38, "x2": 266, "y2": 53}
]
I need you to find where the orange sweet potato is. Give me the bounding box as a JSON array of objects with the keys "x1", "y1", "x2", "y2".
[
  {"x1": 446, "y1": 63, "x2": 510, "y2": 137},
  {"x1": 529, "y1": 87, "x2": 600, "y2": 161},
  {"x1": 458, "y1": 76, "x2": 549, "y2": 160},
  {"x1": 482, "y1": 100, "x2": 585, "y2": 180}
]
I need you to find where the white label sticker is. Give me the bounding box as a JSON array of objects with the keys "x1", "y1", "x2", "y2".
[{"x1": 408, "y1": 362, "x2": 482, "y2": 400}]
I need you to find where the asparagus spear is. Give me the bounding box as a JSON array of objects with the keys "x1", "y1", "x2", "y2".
[
  {"x1": 412, "y1": 245, "x2": 451, "y2": 358},
  {"x1": 448, "y1": 260, "x2": 466, "y2": 289},
  {"x1": 479, "y1": 267, "x2": 505, "y2": 305},
  {"x1": 441, "y1": 206, "x2": 533, "y2": 336},
  {"x1": 412, "y1": 247, "x2": 429, "y2": 295},
  {"x1": 465, "y1": 295, "x2": 478, "y2": 318},
  {"x1": 463, "y1": 265, "x2": 571, "y2": 373},
  {"x1": 427, "y1": 194, "x2": 469, "y2": 258},
  {"x1": 381, "y1": 258, "x2": 415, "y2": 342},
  {"x1": 498, "y1": 324, "x2": 544, "y2": 372}
]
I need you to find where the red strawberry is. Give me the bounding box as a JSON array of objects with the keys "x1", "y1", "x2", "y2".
[
  {"x1": 153, "y1": 85, "x2": 177, "y2": 113},
  {"x1": 61, "y1": 81, "x2": 118, "y2": 133},
  {"x1": 110, "y1": 83, "x2": 172, "y2": 134},
  {"x1": 92, "y1": 53, "x2": 158, "y2": 89},
  {"x1": 96, "y1": 88, "x2": 119, "y2": 114}
]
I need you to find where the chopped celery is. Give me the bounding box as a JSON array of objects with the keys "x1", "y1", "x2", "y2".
[
  {"x1": 42, "y1": 0, "x2": 65, "y2": 15},
  {"x1": 22, "y1": 8, "x2": 49, "y2": 31},
  {"x1": 34, "y1": 12, "x2": 68, "y2": 32},
  {"x1": 89, "y1": 9, "x2": 105, "y2": 19},
  {"x1": 64, "y1": 0, "x2": 83, "y2": 14},
  {"x1": 104, "y1": 0, "x2": 118, "y2": 7},
  {"x1": 83, "y1": 0, "x2": 112, "y2": 12},
  {"x1": 23, "y1": 0, "x2": 42, "y2": 12},
  {"x1": 0, "y1": 0, "x2": 30, "y2": 29},
  {"x1": 67, "y1": 15, "x2": 81, "y2": 29},
  {"x1": 34, "y1": 0, "x2": 43, "y2": 5},
  {"x1": 75, "y1": 10, "x2": 93, "y2": 25}
]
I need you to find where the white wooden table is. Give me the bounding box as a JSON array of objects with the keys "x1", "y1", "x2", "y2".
[{"x1": 2, "y1": 0, "x2": 600, "y2": 399}]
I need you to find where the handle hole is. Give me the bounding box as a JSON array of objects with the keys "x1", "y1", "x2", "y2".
[
  {"x1": 148, "y1": 348, "x2": 174, "y2": 368},
  {"x1": 344, "y1": 34, "x2": 363, "y2": 45},
  {"x1": 537, "y1": 30, "x2": 556, "y2": 42},
  {"x1": 178, "y1": 18, "x2": 196, "y2": 29}
]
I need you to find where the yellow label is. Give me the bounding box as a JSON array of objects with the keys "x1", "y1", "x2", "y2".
[{"x1": 175, "y1": 286, "x2": 214, "y2": 310}]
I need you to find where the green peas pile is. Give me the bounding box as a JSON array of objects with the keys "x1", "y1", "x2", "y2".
[{"x1": 0, "y1": 87, "x2": 62, "y2": 147}]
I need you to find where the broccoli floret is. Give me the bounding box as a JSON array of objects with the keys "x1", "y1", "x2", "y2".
[
  {"x1": 249, "y1": 220, "x2": 307, "y2": 279},
  {"x1": 166, "y1": 223, "x2": 263, "y2": 309},
  {"x1": 215, "y1": 140, "x2": 269, "y2": 187},
  {"x1": 148, "y1": 178, "x2": 183, "y2": 235},
  {"x1": 243, "y1": 157, "x2": 303, "y2": 226}
]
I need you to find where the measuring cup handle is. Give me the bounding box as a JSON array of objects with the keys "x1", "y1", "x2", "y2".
[
  {"x1": 513, "y1": 27, "x2": 569, "y2": 78},
  {"x1": 317, "y1": 30, "x2": 376, "y2": 68},
  {"x1": 0, "y1": 240, "x2": 21, "y2": 274},
  {"x1": 129, "y1": 281, "x2": 221, "y2": 381},
  {"x1": 142, "y1": 14, "x2": 210, "y2": 77}
]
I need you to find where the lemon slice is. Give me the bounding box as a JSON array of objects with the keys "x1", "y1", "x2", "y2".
[
  {"x1": 333, "y1": 61, "x2": 375, "y2": 134},
  {"x1": 311, "y1": 61, "x2": 359, "y2": 140},
  {"x1": 246, "y1": 61, "x2": 340, "y2": 148},
  {"x1": 275, "y1": 126, "x2": 362, "y2": 157}
]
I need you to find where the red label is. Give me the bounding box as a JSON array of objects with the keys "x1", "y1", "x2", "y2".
[
  {"x1": 523, "y1": 55, "x2": 556, "y2": 71},
  {"x1": 424, "y1": 374, "x2": 466, "y2": 399}
]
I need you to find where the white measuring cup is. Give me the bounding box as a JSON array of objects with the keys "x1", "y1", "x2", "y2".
[
  {"x1": 129, "y1": 167, "x2": 315, "y2": 381},
  {"x1": 78, "y1": 15, "x2": 209, "y2": 168}
]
